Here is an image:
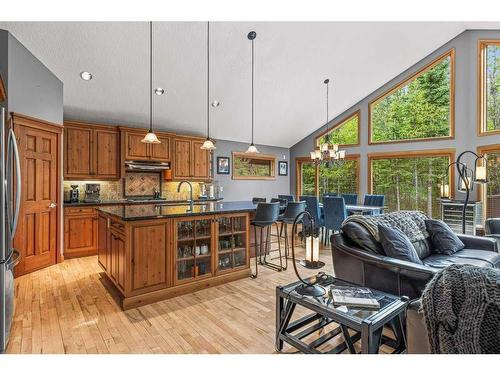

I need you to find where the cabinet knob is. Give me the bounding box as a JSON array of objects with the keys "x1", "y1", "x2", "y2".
[{"x1": 49, "y1": 202, "x2": 57, "y2": 209}]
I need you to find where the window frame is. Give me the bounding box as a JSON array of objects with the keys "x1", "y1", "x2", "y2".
[
  {"x1": 476, "y1": 143, "x2": 500, "y2": 224},
  {"x1": 367, "y1": 149, "x2": 456, "y2": 204},
  {"x1": 295, "y1": 154, "x2": 360, "y2": 198},
  {"x1": 477, "y1": 40, "x2": 500, "y2": 136},
  {"x1": 314, "y1": 110, "x2": 360, "y2": 148},
  {"x1": 368, "y1": 49, "x2": 456, "y2": 145},
  {"x1": 231, "y1": 152, "x2": 276, "y2": 180}
]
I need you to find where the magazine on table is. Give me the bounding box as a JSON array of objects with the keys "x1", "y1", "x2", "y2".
[{"x1": 329, "y1": 285, "x2": 380, "y2": 310}]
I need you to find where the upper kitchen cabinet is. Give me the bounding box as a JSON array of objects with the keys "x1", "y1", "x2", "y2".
[
  {"x1": 121, "y1": 128, "x2": 171, "y2": 162},
  {"x1": 64, "y1": 121, "x2": 120, "y2": 180},
  {"x1": 173, "y1": 136, "x2": 211, "y2": 181}
]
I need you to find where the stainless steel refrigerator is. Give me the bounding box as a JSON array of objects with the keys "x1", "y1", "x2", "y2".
[{"x1": 0, "y1": 106, "x2": 21, "y2": 353}]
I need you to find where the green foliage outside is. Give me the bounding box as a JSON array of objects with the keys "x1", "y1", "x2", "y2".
[
  {"x1": 300, "y1": 162, "x2": 316, "y2": 196},
  {"x1": 371, "y1": 56, "x2": 451, "y2": 142},
  {"x1": 317, "y1": 115, "x2": 359, "y2": 146},
  {"x1": 372, "y1": 156, "x2": 450, "y2": 218},
  {"x1": 319, "y1": 160, "x2": 357, "y2": 198},
  {"x1": 234, "y1": 157, "x2": 272, "y2": 177},
  {"x1": 487, "y1": 45, "x2": 500, "y2": 131},
  {"x1": 486, "y1": 152, "x2": 500, "y2": 196}
]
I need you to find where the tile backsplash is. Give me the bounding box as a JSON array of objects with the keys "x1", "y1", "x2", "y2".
[{"x1": 64, "y1": 174, "x2": 202, "y2": 201}]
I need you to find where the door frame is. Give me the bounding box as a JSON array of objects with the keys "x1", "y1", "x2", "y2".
[{"x1": 11, "y1": 112, "x2": 63, "y2": 274}]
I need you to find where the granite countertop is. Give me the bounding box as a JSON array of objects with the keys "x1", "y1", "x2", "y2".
[
  {"x1": 64, "y1": 197, "x2": 223, "y2": 207},
  {"x1": 97, "y1": 201, "x2": 257, "y2": 221}
]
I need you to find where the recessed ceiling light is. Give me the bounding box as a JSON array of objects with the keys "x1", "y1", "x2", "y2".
[
  {"x1": 80, "y1": 71, "x2": 93, "y2": 81},
  {"x1": 211, "y1": 100, "x2": 220, "y2": 107},
  {"x1": 155, "y1": 88, "x2": 165, "y2": 95}
]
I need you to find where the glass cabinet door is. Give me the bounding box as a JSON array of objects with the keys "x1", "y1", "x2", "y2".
[
  {"x1": 176, "y1": 218, "x2": 213, "y2": 283},
  {"x1": 217, "y1": 215, "x2": 248, "y2": 272}
]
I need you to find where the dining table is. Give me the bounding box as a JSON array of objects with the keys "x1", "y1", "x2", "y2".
[{"x1": 319, "y1": 203, "x2": 385, "y2": 216}]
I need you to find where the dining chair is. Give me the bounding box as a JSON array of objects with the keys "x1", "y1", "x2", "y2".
[
  {"x1": 341, "y1": 193, "x2": 358, "y2": 205},
  {"x1": 252, "y1": 197, "x2": 267, "y2": 204},
  {"x1": 278, "y1": 194, "x2": 294, "y2": 203},
  {"x1": 323, "y1": 196, "x2": 347, "y2": 245},
  {"x1": 363, "y1": 194, "x2": 385, "y2": 215},
  {"x1": 299, "y1": 195, "x2": 325, "y2": 240}
]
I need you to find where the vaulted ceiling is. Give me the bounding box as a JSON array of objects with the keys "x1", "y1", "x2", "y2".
[{"x1": 1, "y1": 22, "x2": 499, "y2": 147}]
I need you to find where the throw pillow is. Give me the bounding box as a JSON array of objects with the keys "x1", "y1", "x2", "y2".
[
  {"x1": 378, "y1": 224, "x2": 423, "y2": 264},
  {"x1": 425, "y1": 219, "x2": 465, "y2": 255}
]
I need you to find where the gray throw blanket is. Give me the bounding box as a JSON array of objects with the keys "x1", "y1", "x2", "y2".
[
  {"x1": 421, "y1": 264, "x2": 500, "y2": 354},
  {"x1": 342, "y1": 210, "x2": 429, "y2": 242}
]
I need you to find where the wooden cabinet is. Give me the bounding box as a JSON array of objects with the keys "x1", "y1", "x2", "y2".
[
  {"x1": 64, "y1": 121, "x2": 120, "y2": 180},
  {"x1": 64, "y1": 207, "x2": 98, "y2": 259},
  {"x1": 98, "y1": 212, "x2": 110, "y2": 271},
  {"x1": 122, "y1": 128, "x2": 171, "y2": 162},
  {"x1": 173, "y1": 136, "x2": 211, "y2": 180},
  {"x1": 215, "y1": 214, "x2": 249, "y2": 273},
  {"x1": 110, "y1": 230, "x2": 126, "y2": 291}
]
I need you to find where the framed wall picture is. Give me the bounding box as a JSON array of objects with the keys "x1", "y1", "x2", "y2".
[
  {"x1": 217, "y1": 156, "x2": 230, "y2": 174},
  {"x1": 278, "y1": 161, "x2": 288, "y2": 176},
  {"x1": 232, "y1": 152, "x2": 276, "y2": 180}
]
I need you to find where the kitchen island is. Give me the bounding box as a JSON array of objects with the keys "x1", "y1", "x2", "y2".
[{"x1": 97, "y1": 201, "x2": 256, "y2": 309}]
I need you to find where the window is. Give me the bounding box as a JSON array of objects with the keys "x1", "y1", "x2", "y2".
[
  {"x1": 369, "y1": 150, "x2": 454, "y2": 218},
  {"x1": 369, "y1": 49, "x2": 455, "y2": 144},
  {"x1": 296, "y1": 158, "x2": 317, "y2": 196},
  {"x1": 232, "y1": 152, "x2": 276, "y2": 180},
  {"x1": 318, "y1": 157, "x2": 359, "y2": 198},
  {"x1": 477, "y1": 144, "x2": 500, "y2": 221},
  {"x1": 478, "y1": 41, "x2": 500, "y2": 135},
  {"x1": 296, "y1": 156, "x2": 359, "y2": 198},
  {"x1": 315, "y1": 111, "x2": 359, "y2": 147}
]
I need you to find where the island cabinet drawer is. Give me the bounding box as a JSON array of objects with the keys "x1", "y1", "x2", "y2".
[
  {"x1": 130, "y1": 223, "x2": 170, "y2": 293},
  {"x1": 65, "y1": 207, "x2": 96, "y2": 216}
]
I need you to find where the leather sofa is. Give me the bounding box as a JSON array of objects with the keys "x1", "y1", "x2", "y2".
[{"x1": 330, "y1": 220, "x2": 499, "y2": 300}]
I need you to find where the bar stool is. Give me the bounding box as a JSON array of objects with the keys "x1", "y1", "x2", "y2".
[
  {"x1": 250, "y1": 202, "x2": 282, "y2": 278},
  {"x1": 252, "y1": 197, "x2": 266, "y2": 204},
  {"x1": 277, "y1": 201, "x2": 306, "y2": 270}
]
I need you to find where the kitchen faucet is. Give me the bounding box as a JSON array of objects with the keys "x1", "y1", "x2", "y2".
[{"x1": 177, "y1": 180, "x2": 194, "y2": 212}]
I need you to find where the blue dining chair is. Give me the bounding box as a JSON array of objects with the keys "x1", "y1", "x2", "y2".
[
  {"x1": 323, "y1": 196, "x2": 347, "y2": 245},
  {"x1": 341, "y1": 193, "x2": 358, "y2": 205},
  {"x1": 278, "y1": 194, "x2": 294, "y2": 203},
  {"x1": 363, "y1": 194, "x2": 385, "y2": 215},
  {"x1": 299, "y1": 195, "x2": 324, "y2": 240}
]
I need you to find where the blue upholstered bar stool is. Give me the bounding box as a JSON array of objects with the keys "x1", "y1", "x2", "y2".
[
  {"x1": 277, "y1": 201, "x2": 306, "y2": 269},
  {"x1": 250, "y1": 202, "x2": 282, "y2": 278},
  {"x1": 323, "y1": 196, "x2": 347, "y2": 245},
  {"x1": 341, "y1": 193, "x2": 358, "y2": 205}
]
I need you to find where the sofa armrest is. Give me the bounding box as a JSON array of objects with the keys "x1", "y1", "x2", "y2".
[{"x1": 457, "y1": 234, "x2": 498, "y2": 252}]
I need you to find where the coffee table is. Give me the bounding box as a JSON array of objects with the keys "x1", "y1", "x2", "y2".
[{"x1": 275, "y1": 274, "x2": 409, "y2": 354}]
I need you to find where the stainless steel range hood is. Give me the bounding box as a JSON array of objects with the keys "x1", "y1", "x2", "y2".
[{"x1": 125, "y1": 160, "x2": 171, "y2": 171}]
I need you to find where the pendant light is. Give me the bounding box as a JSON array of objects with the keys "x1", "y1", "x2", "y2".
[
  {"x1": 201, "y1": 21, "x2": 216, "y2": 150},
  {"x1": 142, "y1": 21, "x2": 161, "y2": 144},
  {"x1": 245, "y1": 31, "x2": 259, "y2": 154}
]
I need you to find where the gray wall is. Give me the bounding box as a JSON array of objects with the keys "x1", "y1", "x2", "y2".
[
  {"x1": 213, "y1": 139, "x2": 290, "y2": 201},
  {"x1": 0, "y1": 31, "x2": 8, "y2": 111},
  {"x1": 3, "y1": 30, "x2": 63, "y2": 124},
  {"x1": 290, "y1": 29, "x2": 500, "y2": 203}
]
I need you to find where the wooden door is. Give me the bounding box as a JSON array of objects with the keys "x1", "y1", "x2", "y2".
[
  {"x1": 13, "y1": 116, "x2": 61, "y2": 276},
  {"x1": 64, "y1": 125, "x2": 92, "y2": 178},
  {"x1": 64, "y1": 209, "x2": 97, "y2": 258},
  {"x1": 173, "y1": 138, "x2": 191, "y2": 179},
  {"x1": 94, "y1": 128, "x2": 120, "y2": 179},
  {"x1": 192, "y1": 140, "x2": 210, "y2": 179},
  {"x1": 125, "y1": 132, "x2": 150, "y2": 160},
  {"x1": 150, "y1": 135, "x2": 170, "y2": 161}
]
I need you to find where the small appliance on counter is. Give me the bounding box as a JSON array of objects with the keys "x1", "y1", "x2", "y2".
[
  {"x1": 68, "y1": 184, "x2": 79, "y2": 203},
  {"x1": 84, "y1": 183, "x2": 101, "y2": 203},
  {"x1": 199, "y1": 181, "x2": 221, "y2": 200}
]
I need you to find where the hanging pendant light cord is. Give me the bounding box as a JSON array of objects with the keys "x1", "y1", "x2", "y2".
[
  {"x1": 325, "y1": 78, "x2": 329, "y2": 133},
  {"x1": 251, "y1": 36, "x2": 254, "y2": 145},
  {"x1": 149, "y1": 21, "x2": 153, "y2": 133},
  {"x1": 207, "y1": 21, "x2": 210, "y2": 139}
]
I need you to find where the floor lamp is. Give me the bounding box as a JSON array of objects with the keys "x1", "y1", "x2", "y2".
[{"x1": 440, "y1": 151, "x2": 488, "y2": 234}]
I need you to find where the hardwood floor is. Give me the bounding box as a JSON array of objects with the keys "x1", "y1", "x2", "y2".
[{"x1": 6, "y1": 245, "x2": 392, "y2": 354}]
